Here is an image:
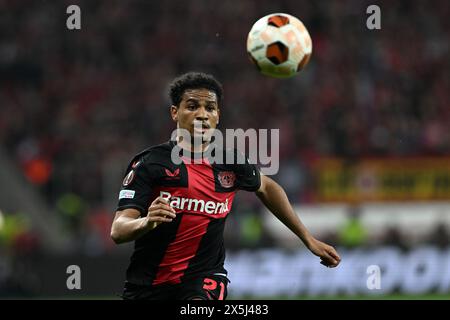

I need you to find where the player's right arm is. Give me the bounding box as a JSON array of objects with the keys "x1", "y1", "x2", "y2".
[
  {"x1": 111, "y1": 197, "x2": 176, "y2": 244},
  {"x1": 111, "y1": 155, "x2": 176, "y2": 244}
]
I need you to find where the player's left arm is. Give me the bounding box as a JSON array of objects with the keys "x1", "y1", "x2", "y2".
[{"x1": 255, "y1": 174, "x2": 341, "y2": 268}]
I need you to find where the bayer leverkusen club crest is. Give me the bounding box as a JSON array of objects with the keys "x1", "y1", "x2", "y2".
[{"x1": 218, "y1": 171, "x2": 235, "y2": 188}]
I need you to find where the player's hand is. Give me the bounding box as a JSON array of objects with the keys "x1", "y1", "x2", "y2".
[
  {"x1": 146, "y1": 196, "x2": 176, "y2": 230},
  {"x1": 306, "y1": 237, "x2": 341, "y2": 268}
]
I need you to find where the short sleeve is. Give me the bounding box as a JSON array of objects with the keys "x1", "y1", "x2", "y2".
[
  {"x1": 235, "y1": 152, "x2": 261, "y2": 192},
  {"x1": 116, "y1": 158, "x2": 152, "y2": 215}
]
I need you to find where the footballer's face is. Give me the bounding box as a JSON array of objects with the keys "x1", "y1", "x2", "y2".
[{"x1": 170, "y1": 88, "x2": 220, "y2": 143}]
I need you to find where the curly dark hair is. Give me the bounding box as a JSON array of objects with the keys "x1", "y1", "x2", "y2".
[{"x1": 168, "y1": 72, "x2": 223, "y2": 107}]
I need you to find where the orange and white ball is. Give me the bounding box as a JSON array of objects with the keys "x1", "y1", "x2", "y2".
[{"x1": 247, "y1": 13, "x2": 312, "y2": 78}]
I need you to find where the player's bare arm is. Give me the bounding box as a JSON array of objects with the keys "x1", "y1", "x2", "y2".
[
  {"x1": 255, "y1": 175, "x2": 341, "y2": 268},
  {"x1": 111, "y1": 197, "x2": 176, "y2": 244}
]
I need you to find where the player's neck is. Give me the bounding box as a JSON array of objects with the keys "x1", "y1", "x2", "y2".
[{"x1": 176, "y1": 136, "x2": 210, "y2": 153}]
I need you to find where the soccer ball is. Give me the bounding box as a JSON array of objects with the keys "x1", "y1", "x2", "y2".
[{"x1": 246, "y1": 13, "x2": 312, "y2": 78}]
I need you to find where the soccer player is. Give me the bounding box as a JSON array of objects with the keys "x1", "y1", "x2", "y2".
[{"x1": 111, "y1": 72, "x2": 341, "y2": 300}]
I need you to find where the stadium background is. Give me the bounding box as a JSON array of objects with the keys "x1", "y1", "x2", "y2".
[{"x1": 0, "y1": 0, "x2": 449, "y2": 299}]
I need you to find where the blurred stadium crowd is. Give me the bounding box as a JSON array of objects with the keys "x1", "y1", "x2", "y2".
[{"x1": 0, "y1": 0, "x2": 449, "y2": 258}]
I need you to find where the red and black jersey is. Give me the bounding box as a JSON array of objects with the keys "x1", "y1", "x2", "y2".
[{"x1": 116, "y1": 140, "x2": 261, "y2": 286}]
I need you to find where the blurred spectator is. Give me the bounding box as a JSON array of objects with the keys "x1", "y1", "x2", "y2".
[
  {"x1": 0, "y1": 211, "x2": 40, "y2": 297},
  {"x1": 381, "y1": 226, "x2": 409, "y2": 251},
  {"x1": 240, "y1": 213, "x2": 264, "y2": 248},
  {"x1": 426, "y1": 223, "x2": 450, "y2": 249},
  {"x1": 338, "y1": 206, "x2": 368, "y2": 248},
  {"x1": 0, "y1": 211, "x2": 39, "y2": 252},
  {"x1": 56, "y1": 192, "x2": 87, "y2": 237},
  {"x1": 83, "y1": 207, "x2": 116, "y2": 255}
]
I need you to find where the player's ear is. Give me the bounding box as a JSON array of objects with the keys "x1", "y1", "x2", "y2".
[{"x1": 170, "y1": 105, "x2": 178, "y2": 122}]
